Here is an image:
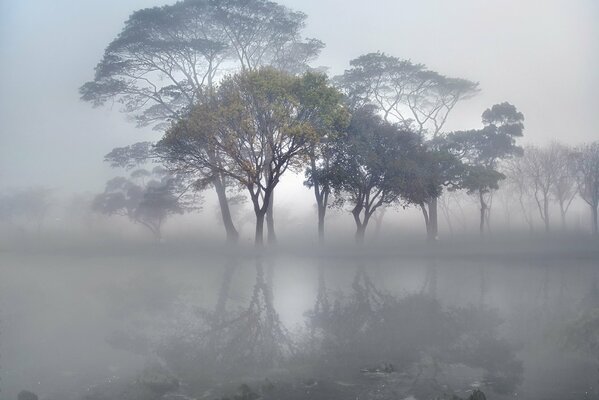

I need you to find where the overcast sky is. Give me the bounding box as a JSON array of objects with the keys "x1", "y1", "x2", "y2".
[{"x1": 0, "y1": 0, "x2": 597, "y2": 193}]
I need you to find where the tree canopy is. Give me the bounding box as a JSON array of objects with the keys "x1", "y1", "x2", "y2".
[{"x1": 158, "y1": 68, "x2": 347, "y2": 245}]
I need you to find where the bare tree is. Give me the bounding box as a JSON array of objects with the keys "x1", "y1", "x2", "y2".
[
  {"x1": 503, "y1": 156, "x2": 536, "y2": 234},
  {"x1": 521, "y1": 145, "x2": 558, "y2": 233},
  {"x1": 572, "y1": 142, "x2": 599, "y2": 235},
  {"x1": 550, "y1": 142, "x2": 578, "y2": 230}
]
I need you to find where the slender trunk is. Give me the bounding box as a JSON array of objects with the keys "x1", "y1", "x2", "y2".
[
  {"x1": 479, "y1": 190, "x2": 486, "y2": 236},
  {"x1": 311, "y1": 151, "x2": 328, "y2": 245},
  {"x1": 439, "y1": 198, "x2": 454, "y2": 236},
  {"x1": 213, "y1": 176, "x2": 239, "y2": 243},
  {"x1": 266, "y1": 190, "x2": 276, "y2": 244},
  {"x1": 559, "y1": 202, "x2": 567, "y2": 231},
  {"x1": 312, "y1": 179, "x2": 327, "y2": 245},
  {"x1": 373, "y1": 207, "x2": 386, "y2": 239},
  {"x1": 428, "y1": 198, "x2": 438, "y2": 240},
  {"x1": 420, "y1": 203, "x2": 432, "y2": 241},
  {"x1": 317, "y1": 203, "x2": 326, "y2": 244}
]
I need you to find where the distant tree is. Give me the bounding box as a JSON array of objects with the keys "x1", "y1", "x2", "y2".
[
  {"x1": 93, "y1": 167, "x2": 194, "y2": 240},
  {"x1": 503, "y1": 156, "x2": 536, "y2": 234},
  {"x1": 80, "y1": 0, "x2": 322, "y2": 243},
  {"x1": 0, "y1": 187, "x2": 53, "y2": 233},
  {"x1": 520, "y1": 144, "x2": 569, "y2": 233},
  {"x1": 159, "y1": 69, "x2": 345, "y2": 246},
  {"x1": 572, "y1": 142, "x2": 599, "y2": 235},
  {"x1": 445, "y1": 102, "x2": 524, "y2": 235},
  {"x1": 334, "y1": 52, "x2": 479, "y2": 240},
  {"x1": 324, "y1": 108, "x2": 425, "y2": 243},
  {"x1": 550, "y1": 143, "x2": 578, "y2": 230}
]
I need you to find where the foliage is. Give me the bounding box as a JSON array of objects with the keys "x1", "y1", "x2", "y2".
[
  {"x1": 321, "y1": 107, "x2": 427, "y2": 240},
  {"x1": 334, "y1": 52, "x2": 479, "y2": 136},
  {"x1": 80, "y1": 0, "x2": 323, "y2": 129},
  {"x1": 158, "y1": 68, "x2": 347, "y2": 244}
]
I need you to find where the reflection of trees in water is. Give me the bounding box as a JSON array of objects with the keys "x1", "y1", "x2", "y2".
[
  {"x1": 101, "y1": 258, "x2": 523, "y2": 398},
  {"x1": 306, "y1": 261, "x2": 522, "y2": 397},
  {"x1": 160, "y1": 257, "x2": 293, "y2": 385},
  {"x1": 420, "y1": 259, "x2": 438, "y2": 299},
  {"x1": 214, "y1": 258, "x2": 293, "y2": 368}
]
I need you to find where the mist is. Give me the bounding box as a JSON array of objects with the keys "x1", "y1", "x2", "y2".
[{"x1": 1, "y1": 1, "x2": 599, "y2": 399}]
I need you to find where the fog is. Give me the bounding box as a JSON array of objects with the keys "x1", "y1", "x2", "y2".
[{"x1": 1, "y1": 1, "x2": 599, "y2": 399}]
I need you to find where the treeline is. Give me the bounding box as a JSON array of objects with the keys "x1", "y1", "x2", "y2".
[
  {"x1": 78, "y1": 0, "x2": 598, "y2": 246},
  {"x1": 501, "y1": 142, "x2": 599, "y2": 235}
]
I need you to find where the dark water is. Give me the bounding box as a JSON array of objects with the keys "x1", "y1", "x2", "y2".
[{"x1": 1, "y1": 243, "x2": 598, "y2": 400}]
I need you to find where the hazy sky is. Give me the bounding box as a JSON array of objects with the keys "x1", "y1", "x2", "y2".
[{"x1": 0, "y1": 0, "x2": 597, "y2": 192}]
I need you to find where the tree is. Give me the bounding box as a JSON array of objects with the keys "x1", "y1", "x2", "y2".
[
  {"x1": 520, "y1": 143, "x2": 569, "y2": 233},
  {"x1": 549, "y1": 142, "x2": 578, "y2": 230},
  {"x1": 572, "y1": 142, "x2": 599, "y2": 235},
  {"x1": 92, "y1": 167, "x2": 193, "y2": 240},
  {"x1": 334, "y1": 52, "x2": 479, "y2": 240},
  {"x1": 445, "y1": 102, "x2": 524, "y2": 235},
  {"x1": 503, "y1": 156, "x2": 536, "y2": 234},
  {"x1": 324, "y1": 108, "x2": 425, "y2": 243},
  {"x1": 303, "y1": 92, "x2": 350, "y2": 244},
  {"x1": 159, "y1": 68, "x2": 346, "y2": 246},
  {"x1": 0, "y1": 187, "x2": 53, "y2": 233},
  {"x1": 80, "y1": 0, "x2": 322, "y2": 243}
]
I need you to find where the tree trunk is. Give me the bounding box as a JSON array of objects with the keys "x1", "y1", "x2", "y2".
[
  {"x1": 559, "y1": 202, "x2": 567, "y2": 231},
  {"x1": 479, "y1": 190, "x2": 486, "y2": 236},
  {"x1": 355, "y1": 225, "x2": 366, "y2": 243},
  {"x1": 420, "y1": 203, "x2": 433, "y2": 241},
  {"x1": 255, "y1": 210, "x2": 266, "y2": 247},
  {"x1": 317, "y1": 203, "x2": 326, "y2": 244},
  {"x1": 352, "y1": 208, "x2": 366, "y2": 244},
  {"x1": 213, "y1": 176, "x2": 239, "y2": 243},
  {"x1": 266, "y1": 190, "x2": 277, "y2": 244},
  {"x1": 373, "y1": 207, "x2": 386, "y2": 239},
  {"x1": 428, "y1": 198, "x2": 438, "y2": 240}
]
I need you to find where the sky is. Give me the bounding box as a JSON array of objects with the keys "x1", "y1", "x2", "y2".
[{"x1": 0, "y1": 0, "x2": 597, "y2": 193}]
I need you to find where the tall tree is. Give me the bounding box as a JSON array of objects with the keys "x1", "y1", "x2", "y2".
[
  {"x1": 445, "y1": 102, "x2": 524, "y2": 235},
  {"x1": 572, "y1": 142, "x2": 599, "y2": 236},
  {"x1": 334, "y1": 52, "x2": 479, "y2": 240},
  {"x1": 324, "y1": 108, "x2": 425, "y2": 243},
  {"x1": 80, "y1": 0, "x2": 322, "y2": 242},
  {"x1": 158, "y1": 68, "x2": 345, "y2": 246}
]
